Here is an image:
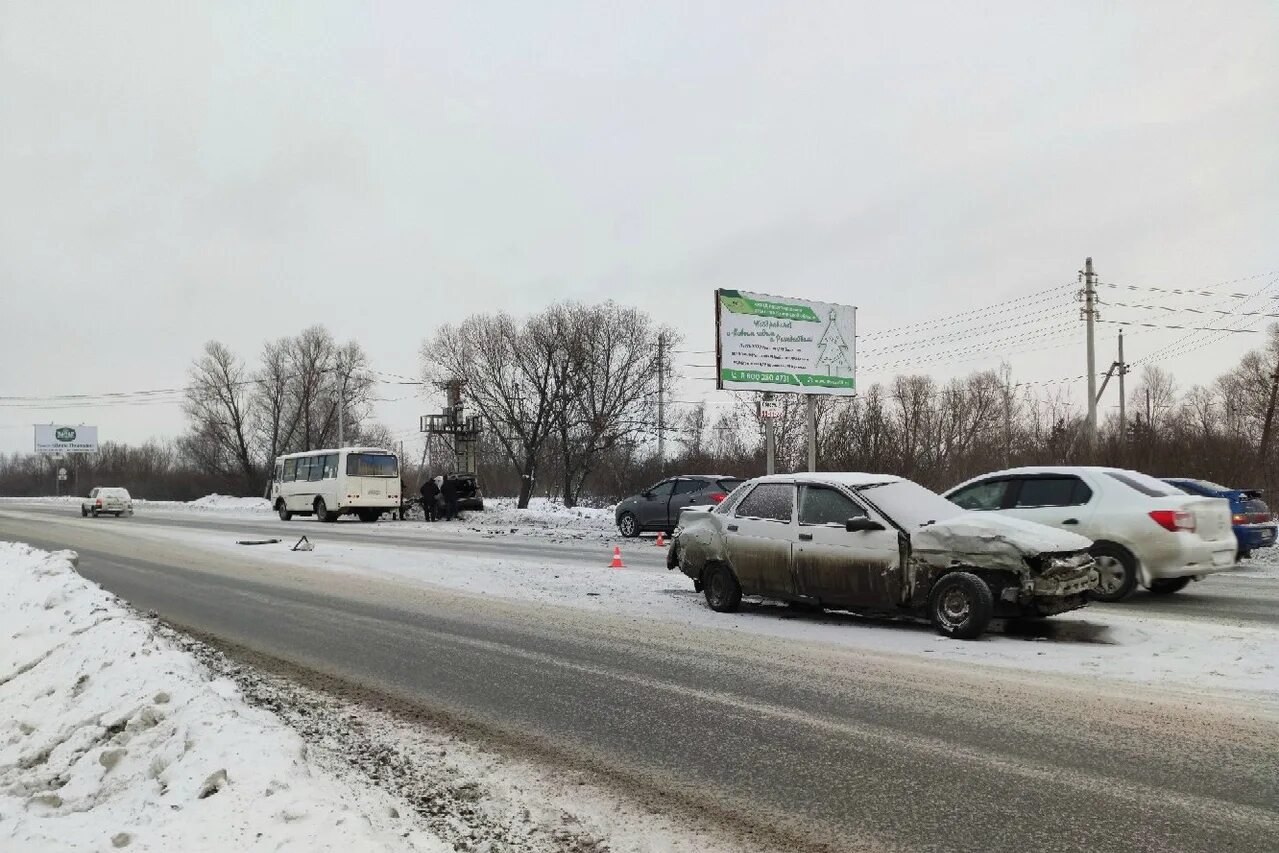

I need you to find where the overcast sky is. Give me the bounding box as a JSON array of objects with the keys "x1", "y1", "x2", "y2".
[{"x1": 2, "y1": 1, "x2": 1276, "y2": 455}]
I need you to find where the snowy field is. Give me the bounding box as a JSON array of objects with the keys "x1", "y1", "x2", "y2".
[{"x1": 0, "y1": 543, "x2": 449, "y2": 852}]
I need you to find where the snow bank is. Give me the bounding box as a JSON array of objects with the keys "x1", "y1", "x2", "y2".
[
  {"x1": 181, "y1": 494, "x2": 272, "y2": 513},
  {"x1": 0, "y1": 542, "x2": 446, "y2": 852}
]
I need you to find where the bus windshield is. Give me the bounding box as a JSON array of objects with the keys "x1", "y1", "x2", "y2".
[{"x1": 346, "y1": 453, "x2": 398, "y2": 478}]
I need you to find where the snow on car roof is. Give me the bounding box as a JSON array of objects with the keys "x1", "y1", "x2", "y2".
[{"x1": 749, "y1": 472, "x2": 907, "y2": 487}]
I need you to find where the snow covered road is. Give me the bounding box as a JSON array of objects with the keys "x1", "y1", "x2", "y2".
[{"x1": 2, "y1": 502, "x2": 1279, "y2": 852}]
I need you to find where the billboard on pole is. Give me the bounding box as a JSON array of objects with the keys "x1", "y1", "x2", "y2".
[
  {"x1": 34, "y1": 424, "x2": 98, "y2": 454},
  {"x1": 715, "y1": 289, "x2": 857, "y2": 396}
]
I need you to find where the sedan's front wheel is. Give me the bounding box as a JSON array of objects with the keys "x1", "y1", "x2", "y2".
[
  {"x1": 702, "y1": 564, "x2": 742, "y2": 613},
  {"x1": 928, "y1": 572, "x2": 993, "y2": 640}
]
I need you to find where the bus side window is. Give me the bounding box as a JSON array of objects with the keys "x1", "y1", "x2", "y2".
[
  {"x1": 324, "y1": 453, "x2": 339, "y2": 479},
  {"x1": 274, "y1": 464, "x2": 283, "y2": 483},
  {"x1": 283, "y1": 458, "x2": 297, "y2": 482}
]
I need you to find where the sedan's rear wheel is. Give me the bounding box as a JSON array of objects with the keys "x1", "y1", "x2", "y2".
[
  {"x1": 1148, "y1": 577, "x2": 1191, "y2": 595},
  {"x1": 703, "y1": 564, "x2": 742, "y2": 613},
  {"x1": 1089, "y1": 544, "x2": 1137, "y2": 602},
  {"x1": 928, "y1": 572, "x2": 993, "y2": 640},
  {"x1": 617, "y1": 512, "x2": 639, "y2": 538}
]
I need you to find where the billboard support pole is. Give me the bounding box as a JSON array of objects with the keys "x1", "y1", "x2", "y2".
[
  {"x1": 806, "y1": 395, "x2": 817, "y2": 472},
  {"x1": 763, "y1": 393, "x2": 776, "y2": 476}
]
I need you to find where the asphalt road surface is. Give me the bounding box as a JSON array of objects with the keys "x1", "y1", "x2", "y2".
[{"x1": 3, "y1": 506, "x2": 1277, "y2": 852}]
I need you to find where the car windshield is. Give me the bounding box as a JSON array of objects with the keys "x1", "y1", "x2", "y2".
[{"x1": 854, "y1": 480, "x2": 962, "y2": 529}]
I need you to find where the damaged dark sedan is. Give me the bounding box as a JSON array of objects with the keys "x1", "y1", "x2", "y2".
[{"x1": 670, "y1": 473, "x2": 1098, "y2": 639}]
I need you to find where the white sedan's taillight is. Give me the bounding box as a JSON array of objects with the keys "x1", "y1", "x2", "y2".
[{"x1": 1149, "y1": 509, "x2": 1195, "y2": 532}]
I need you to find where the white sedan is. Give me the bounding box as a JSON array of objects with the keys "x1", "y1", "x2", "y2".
[
  {"x1": 944, "y1": 466, "x2": 1235, "y2": 601},
  {"x1": 81, "y1": 487, "x2": 134, "y2": 518}
]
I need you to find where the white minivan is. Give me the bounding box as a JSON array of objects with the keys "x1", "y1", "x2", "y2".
[
  {"x1": 271, "y1": 447, "x2": 401, "y2": 523},
  {"x1": 944, "y1": 466, "x2": 1235, "y2": 601}
]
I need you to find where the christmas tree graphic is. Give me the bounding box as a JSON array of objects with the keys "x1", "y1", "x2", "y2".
[{"x1": 814, "y1": 308, "x2": 853, "y2": 376}]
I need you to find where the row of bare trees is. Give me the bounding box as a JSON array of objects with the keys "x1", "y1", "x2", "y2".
[
  {"x1": 8, "y1": 309, "x2": 1279, "y2": 505},
  {"x1": 181, "y1": 326, "x2": 390, "y2": 494},
  {"x1": 0, "y1": 441, "x2": 226, "y2": 500},
  {"x1": 423, "y1": 302, "x2": 678, "y2": 507}
]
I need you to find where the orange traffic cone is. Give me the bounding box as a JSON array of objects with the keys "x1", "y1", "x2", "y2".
[
  {"x1": 655, "y1": 531, "x2": 666, "y2": 547},
  {"x1": 610, "y1": 546, "x2": 624, "y2": 569}
]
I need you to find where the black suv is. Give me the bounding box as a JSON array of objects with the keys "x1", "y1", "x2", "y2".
[
  {"x1": 447, "y1": 472, "x2": 484, "y2": 511},
  {"x1": 615, "y1": 475, "x2": 744, "y2": 537}
]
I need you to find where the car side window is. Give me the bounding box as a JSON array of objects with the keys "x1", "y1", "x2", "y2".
[
  {"x1": 735, "y1": 483, "x2": 793, "y2": 522},
  {"x1": 672, "y1": 479, "x2": 704, "y2": 495},
  {"x1": 799, "y1": 485, "x2": 866, "y2": 525},
  {"x1": 949, "y1": 479, "x2": 1007, "y2": 510},
  {"x1": 646, "y1": 480, "x2": 676, "y2": 499},
  {"x1": 89, "y1": 488, "x2": 99, "y2": 498},
  {"x1": 1014, "y1": 477, "x2": 1091, "y2": 508}
]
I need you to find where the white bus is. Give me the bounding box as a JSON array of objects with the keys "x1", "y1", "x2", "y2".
[{"x1": 271, "y1": 447, "x2": 401, "y2": 522}]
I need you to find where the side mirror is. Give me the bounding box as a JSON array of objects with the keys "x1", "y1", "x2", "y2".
[{"x1": 846, "y1": 516, "x2": 885, "y2": 533}]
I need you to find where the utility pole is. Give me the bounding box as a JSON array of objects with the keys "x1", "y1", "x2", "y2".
[
  {"x1": 656, "y1": 332, "x2": 666, "y2": 463},
  {"x1": 1001, "y1": 364, "x2": 1013, "y2": 467},
  {"x1": 1117, "y1": 330, "x2": 1127, "y2": 440},
  {"x1": 763, "y1": 392, "x2": 776, "y2": 475},
  {"x1": 1081, "y1": 257, "x2": 1099, "y2": 445},
  {"x1": 806, "y1": 395, "x2": 817, "y2": 472},
  {"x1": 335, "y1": 364, "x2": 350, "y2": 449}
]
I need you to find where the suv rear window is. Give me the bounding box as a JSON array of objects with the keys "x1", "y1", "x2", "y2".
[
  {"x1": 1106, "y1": 471, "x2": 1181, "y2": 498},
  {"x1": 717, "y1": 478, "x2": 744, "y2": 492}
]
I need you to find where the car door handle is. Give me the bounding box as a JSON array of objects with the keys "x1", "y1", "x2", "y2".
[
  {"x1": 727, "y1": 524, "x2": 738, "y2": 532},
  {"x1": 798, "y1": 533, "x2": 813, "y2": 541},
  {"x1": 1062, "y1": 518, "x2": 1079, "y2": 525}
]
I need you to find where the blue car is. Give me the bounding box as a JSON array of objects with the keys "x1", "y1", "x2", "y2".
[{"x1": 1163, "y1": 478, "x2": 1277, "y2": 559}]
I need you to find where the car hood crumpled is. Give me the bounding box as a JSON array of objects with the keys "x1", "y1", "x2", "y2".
[{"x1": 911, "y1": 512, "x2": 1091, "y2": 571}]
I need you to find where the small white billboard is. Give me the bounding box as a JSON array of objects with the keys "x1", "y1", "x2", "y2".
[{"x1": 35, "y1": 424, "x2": 99, "y2": 454}]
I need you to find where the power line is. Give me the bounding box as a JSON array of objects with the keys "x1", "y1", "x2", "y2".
[
  {"x1": 858, "y1": 284, "x2": 1073, "y2": 341},
  {"x1": 1097, "y1": 319, "x2": 1262, "y2": 333}
]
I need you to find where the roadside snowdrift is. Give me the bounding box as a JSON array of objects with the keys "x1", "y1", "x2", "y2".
[{"x1": 0, "y1": 542, "x2": 445, "y2": 852}]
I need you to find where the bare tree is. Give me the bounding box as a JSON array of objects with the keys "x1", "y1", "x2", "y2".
[
  {"x1": 182, "y1": 341, "x2": 259, "y2": 492},
  {"x1": 423, "y1": 313, "x2": 561, "y2": 508}
]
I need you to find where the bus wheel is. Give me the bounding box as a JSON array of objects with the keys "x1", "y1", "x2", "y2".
[
  {"x1": 314, "y1": 497, "x2": 337, "y2": 522},
  {"x1": 276, "y1": 501, "x2": 292, "y2": 521}
]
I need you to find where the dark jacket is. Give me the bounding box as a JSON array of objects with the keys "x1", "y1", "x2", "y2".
[
  {"x1": 420, "y1": 479, "x2": 440, "y2": 501},
  {"x1": 440, "y1": 479, "x2": 458, "y2": 503}
]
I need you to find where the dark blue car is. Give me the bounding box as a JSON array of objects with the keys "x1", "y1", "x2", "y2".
[{"x1": 1163, "y1": 478, "x2": 1276, "y2": 559}]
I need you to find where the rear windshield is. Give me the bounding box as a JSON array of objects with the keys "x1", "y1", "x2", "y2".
[
  {"x1": 717, "y1": 478, "x2": 744, "y2": 492},
  {"x1": 854, "y1": 480, "x2": 962, "y2": 529},
  {"x1": 346, "y1": 453, "x2": 398, "y2": 477},
  {"x1": 1106, "y1": 471, "x2": 1181, "y2": 498},
  {"x1": 1193, "y1": 479, "x2": 1231, "y2": 492}
]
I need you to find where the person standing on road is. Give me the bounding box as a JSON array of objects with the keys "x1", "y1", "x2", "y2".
[
  {"x1": 419, "y1": 476, "x2": 440, "y2": 522},
  {"x1": 440, "y1": 474, "x2": 459, "y2": 521}
]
